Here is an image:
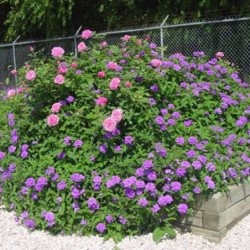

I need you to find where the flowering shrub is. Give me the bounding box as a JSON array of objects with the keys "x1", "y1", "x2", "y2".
[{"x1": 0, "y1": 32, "x2": 249, "y2": 242}]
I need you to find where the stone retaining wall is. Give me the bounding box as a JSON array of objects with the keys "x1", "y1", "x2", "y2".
[{"x1": 176, "y1": 180, "x2": 250, "y2": 242}]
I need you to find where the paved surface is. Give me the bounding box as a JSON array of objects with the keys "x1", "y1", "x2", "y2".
[{"x1": 0, "y1": 206, "x2": 249, "y2": 250}]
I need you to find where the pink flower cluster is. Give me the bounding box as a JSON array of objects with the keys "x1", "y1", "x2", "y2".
[
  {"x1": 215, "y1": 51, "x2": 224, "y2": 59},
  {"x1": 151, "y1": 59, "x2": 162, "y2": 67},
  {"x1": 107, "y1": 62, "x2": 118, "y2": 70},
  {"x1": 54, "y1": 74, "x2": 65, "y2": 85},
  {"x1": 121, "y1": 35, "x2": 131, "y2": 42},
  {"x1": 26, "y1": 70, "x2": 36, "y2": 81},
  {"x1": 51, "y1": 103, "x2": 61, "y2": 113},
  {"x1": 47, "y1": 114, "x2": 59, "y2": 127},
  {"x1": 51, "y1": 47, "x2": 65, "y2": 58},
  {"x1": 97, "y1": 71, "x2": 106, "y2": 78},
  {"x1": 81, "y1": 30, "x2": 93, "y2": 39},
  {"x1": 6, "y1": 87, "x2": 24, "y2": 99},
  {"x1": 109, "y1": 78, "x2": 121, "y2": 90},
  {"x1": 102, "y1": 108, "x2": 123, "y2": 132},
  {"x1": 100, "y1": 41, "x2": 108, "y2": 48},
  {"x1": 58, "y1": 64, "x2": 68, "y2": 74},
  {"x1": 78, "y1": 42, "x2": 87, "y2": 52},
  {"x1": 47, "y1": 102, "x2": 62, "y2": 126},
  {"x1": 96, "y1": 97, "x2": 108, "y2": 106},
  {"x1": 6, "y1": 89, "x2": 16, "y2": 99}
]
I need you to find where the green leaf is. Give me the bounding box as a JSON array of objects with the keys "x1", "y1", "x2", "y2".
[
  {"x1": 152, "y1": 227, "x2": 165, "y2": 242},
  {"x1": 164, "y1": 226, "x2": 177, "y2": 239}
]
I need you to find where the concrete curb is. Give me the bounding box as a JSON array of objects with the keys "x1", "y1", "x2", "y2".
[{"x1": 175, "y1": 179, "x2": 250, "y2": 242}]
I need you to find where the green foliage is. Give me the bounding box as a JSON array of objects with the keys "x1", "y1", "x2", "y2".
[
  {"x1": 1, "y1": 0, "x2": 249, "y2": 40},
  {"x1": 0, "y1": 34, "x2": 249, "y2": 241},
  {"x1": 0, "y1": 0, "x2": 74, "y2": 40}
]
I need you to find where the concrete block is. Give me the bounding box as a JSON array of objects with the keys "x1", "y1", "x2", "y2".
[
  {"x1": 175, "y1": 180, "x2": 250, "y2": 242},
  {"x1": 242, "y1": 180, "x2": 250, "y2": 196},
  {"x1": 202, "y1": 196, "x2": 250, "y2": 231},
  {"x1": 178, "y1": 211, "x2": 203, "y2": 228},
  {"x1": 176, "y1": 223, "x2": 227, "y2": 243},
  {"x1": 200, "y1": 183, "x2": 247, "y2": 213},
  {"x1": 190, "y1": 225, "x2": 227, "y2": 243}
]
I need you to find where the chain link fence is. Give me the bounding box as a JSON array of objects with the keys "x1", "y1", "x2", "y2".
[{"x1": 0, "y1": 16, "x2": 249, "y2": 89}]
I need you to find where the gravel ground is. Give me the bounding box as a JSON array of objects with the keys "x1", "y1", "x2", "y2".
[{"x1": 0, "y1": 205, "x2": 249, "y2": 250}]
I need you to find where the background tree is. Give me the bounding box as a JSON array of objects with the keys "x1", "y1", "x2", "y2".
[{"x1": 0, "y1": 0, "x2": 249, "y2": 41}]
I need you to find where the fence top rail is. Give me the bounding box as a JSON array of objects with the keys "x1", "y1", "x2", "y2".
[
  {"x1": 0, "y1": 35, "x2": 76, "y2": 48},
  {"x1": 97, "y1": 16, "x2": 250, "y2": 35},
  {"x1": 0, "y1": 16, "x2": 249, "y2": 49},
  {"x1": 161, "y1": 16, "x2": 250, "y2": 29}
]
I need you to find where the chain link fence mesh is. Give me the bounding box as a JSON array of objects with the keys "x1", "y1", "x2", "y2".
[
  {"x1": 0, "y1": 16, "x2": 249, "y2": 90},
  {"x1": 162, "y1": 18, "x2": 250, "y2": 81}
]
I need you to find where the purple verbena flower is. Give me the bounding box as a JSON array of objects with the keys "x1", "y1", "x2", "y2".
[
  {"x1": 70, "y1": 173, "x2": 85, "y2": 182},
  {"x1": 138, "y1": 197, "x2": 148, "y2": 207},
  {"x1": 57, "y1": 180, "x2": 67, "y2": 190},
  {"x1": 158, "y1": 195, "x2": 173, "y2": 206},
  {"x1": 96, "y1": 223, "x2": 106, "y2": 233},
  {"x1": 23, "y1": 218, "x2": 36, "y2": 229},
  {"x1": 63, "y1": 136, "x2": 71, "y2": 145},
  {"x1": 25, "y1": 178, "x2": 36, "y2": 187},
  {"x1": 66, "y1": 96, "x2": 74, "y2": 103},
  {"x1": 178, "y1": 203, "x2": 188, "y2": 214},
  {"x1": 20, "y1": 151, "x2": 28, "y2": 159},
  {"x1": 142, "y1": 160, "x2": 153, "y2": 170},
  {"x1": 0, "y1": 152, "x2": 6, "y2": 160},
  {"x1": 151, "y1": 204, "x2": 160, "y2": 213},
  {"x1": 171, "y1": 181, "x2": 182, "y2": 192},
  {"x1": 175, "y1": 137, "x2": 185, "y2": 145},
  {"x1": 8, "y1": 145, "x2": 16, "y2": 153},
  {"x1": 106, "y1": 215, "x2": 115, "y2": 224},
  {"x1": 118, "y1": 215, "x2": 127, "y2": 224},
  {"x1": 106, "y1": 176, "x2": 121, "y2": 188},
  {"x1": 124, "y1": 135, "x2": 134, "y2": 145},
  {"x1": 99, "y1": 144, "x2": 107, "y2": 153},
  {"x1": 74, "y1": 139, "x2": 83, "y2": 148}
]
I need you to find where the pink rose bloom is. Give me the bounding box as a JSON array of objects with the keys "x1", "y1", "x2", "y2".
[
  {"x1": 58, "y1": 65, "x2": 68, "y2": 74},
  {"x1": 97, "y1": 71, "x2": 106, "y2": 78},
  {"x1": 78, "y1": 42, "x2": 87, "y2": 52},
  {"x1": 47, "y1": 114, "x2": 59, "y2": 126},
  {"x1": 54, "y1": 74, "x2": 65, "y2": 84},
  {"x1": 137, "y1": 39, "x2": 142, "y2": 45},
  {"x1": 96, "y1": 97, "x2": 108, "y2": 106},
  {"x1": 81, "y1": 29, "x2": 93, "y2": 39},
  {"x1": 215, "y1": 52, "x2": 224, "y2": 59},
  {"x1": 125, "y1": 81, "x2": 131, "y2": 88},
  {"x1": 26, "y1": 70, "x2": 36, "y2": 81},
  {"x1": 111, "y1": 108, "x2": 123, "y2": 123},
  {"x1": 71, "y1": 63, "x2": 77, "y2": 68},
  {"x1": 109, "y1": 78, "x2": 120, "y2": 90},
  {"x1": 121, "y1": 35, "x2": 131, "y2": 41},
  {"x1": 7, "y1": 89, "x2": 16, "y2": 99},
  {"x1": 108, "y1": 62, "x2": 118, "y2": 70},
  {"x1": 51, "y1": 102, "x2": 62, "y2": 113},
  {"x1": 151, "y1": 59, "x2": 162, "y2": 67},
  {"x1": 17, "y1": 87, "x2": 24, "y2": 93},
  {"x1": 10, "y1": 69, "x2": 17, "y2": 75},
  {"x1": 100, "y1": 41, "x2": 108, "y2": 48},
  {"x1": 102, "y1": 117, "x2": 117, "y2": 132},
  {"x1": 51, "y1": 47, "x2": 65, "y2": 58}
]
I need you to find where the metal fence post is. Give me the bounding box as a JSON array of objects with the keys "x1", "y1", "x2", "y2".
[
  {"x1": 74, "y1": 26, "x2": 82, "y2": 58},
  {"x1": 160, "y1": 15, "x2": 169, "y2": 57},
  {"x1": 12, "y1": 36, "x2": 20, "y2": 86}
]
